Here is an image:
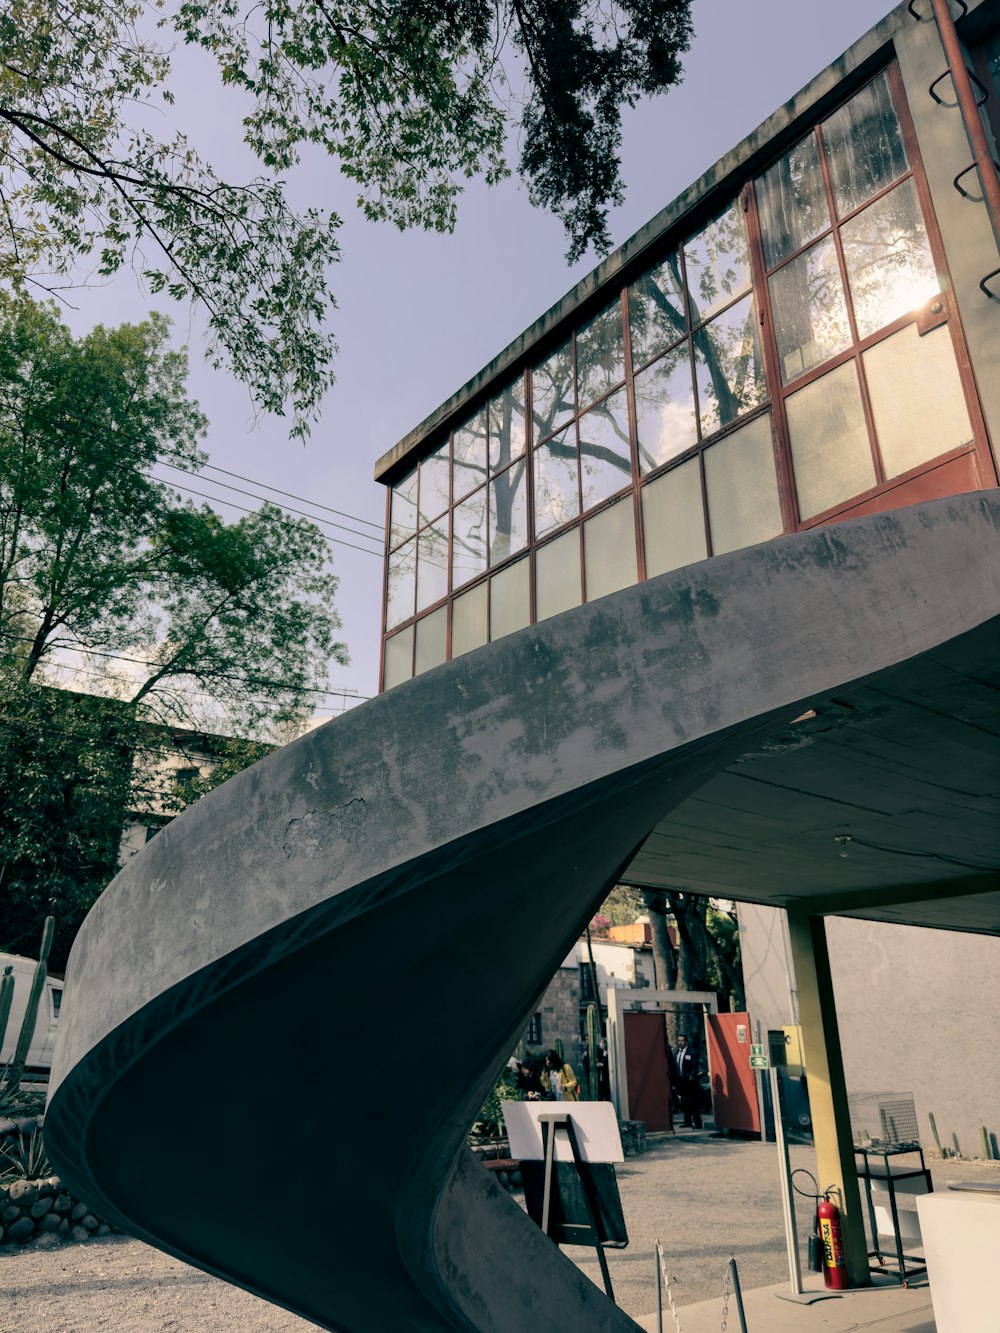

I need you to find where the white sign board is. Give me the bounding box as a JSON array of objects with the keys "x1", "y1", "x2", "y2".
[{"x1": 504, "y1": 1101, "x2": 624, "y2": 1164}]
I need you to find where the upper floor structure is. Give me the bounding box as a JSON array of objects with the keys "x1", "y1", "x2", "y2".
[{"x1": 375, "y1": 0, "x2": 1000, "y2": 690}]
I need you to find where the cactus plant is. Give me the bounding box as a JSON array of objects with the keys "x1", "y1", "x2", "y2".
[
  {"x1": 0, "y1": 965, "x2": 14, "y2": 1054},
  {"x1": 0, "y1": 916, "x2": 54, "y2": 1097},
  {"x1": 586, "y1": 1003, "x2": 599, "y2": 1101}
]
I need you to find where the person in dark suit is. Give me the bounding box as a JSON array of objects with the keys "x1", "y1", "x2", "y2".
[{"x1": 673, "y1": 1032, "x2": 702, "y2": 1128}]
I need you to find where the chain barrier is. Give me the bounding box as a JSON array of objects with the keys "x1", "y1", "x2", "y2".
[
  {"x1": 720, "y1": 1256, "x2": 731, "y2": 1332},
  {"x1": 655, "y1": 1238, "x2": 683, "y2": 1333}
]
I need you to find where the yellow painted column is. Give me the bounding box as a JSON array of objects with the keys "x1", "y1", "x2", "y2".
[{"x1": 786, "y1": 911, "x2": 869, "y2": 1287}]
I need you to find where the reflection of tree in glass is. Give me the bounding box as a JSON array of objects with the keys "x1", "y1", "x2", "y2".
[
  {"x1": 841, "y1": 179, "x2": 937, "y2": 337},
  {"x1": 532, "y1": 342, "x2": 574, "y2": 442},
  {"x1": 629, "y1": 251, "x2": 686, "y2": 368},
  {"x1": 534, "y1": 427, "x2": 578, "y2": 535},
  {"x1": 756, "y1": 134, "x2": 828, "y2": 269},
  {"x1": 453, "y1": 409, "x2": 488, "y2": 501},
  {"x1": 576, "y1": 301, "x2": 625, "y2": 408},
  {"x1": 822, "y1": 73, "x2": 907, "y2": 217},
  {"x1": 386, "y1": 537, "x2": 416, "y2": 628},
  {"x1": 684, "y1": 202, "x2": 751, "y2": 324},
  {"x1": 490, "y1": 460, "x2": 526, "y2": 564}
]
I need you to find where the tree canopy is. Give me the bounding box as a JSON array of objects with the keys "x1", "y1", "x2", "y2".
[
  {"x1": 0, "y1": 0, "x2": 694, "y2": 435},
  {"x1": 0, "y1": 296, "x2": 348, "y2": 964}
]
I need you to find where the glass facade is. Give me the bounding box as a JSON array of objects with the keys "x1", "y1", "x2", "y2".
[{"x1": 381, "y1": 66, "x2": 986, "y2": 689}]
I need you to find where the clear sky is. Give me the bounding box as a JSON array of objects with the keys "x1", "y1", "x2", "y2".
[{"x1": 58, "y1": 0, "x2": 897, "y2": 717}]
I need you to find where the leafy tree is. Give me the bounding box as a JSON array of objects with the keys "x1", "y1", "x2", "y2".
[
  {"x1": 0, "y1": 295, "x2": 347, "y2": 966},
  {"x1": 0, "y1": 0, "x2": 694, "y2": 435}
]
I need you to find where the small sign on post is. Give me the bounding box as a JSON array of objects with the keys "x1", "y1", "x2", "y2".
[{"x1": 750, "y1": 1043, "x2": 769, "y2": 1070}]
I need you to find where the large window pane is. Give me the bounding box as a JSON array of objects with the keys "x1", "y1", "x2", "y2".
[
  {"x1": 389, "y1": 468, "x2": 418, "y2": 548},
  {"x1": 786, "y1": 362, "x2": 875, "y2": 520},
  {"x1": 453, "y1": 409, "x2": 487, "y2": 503},
  {"x1": 694, "y1": 293, "x2": 767, "y2": 436},
  {"x1": 489, "y1": 461, "x2": 528, "y2": 565},
  {"x1": 418, "y1": 442, "x2": 450, "y2": 524},
  {"x1": 703, "y1": 413, "x2": 783, "y2": 555},
  {"x1": 769, "y1": 236, "x2": 852, "y2": 383},
  {"x1": 534, "y1": 426, "x2": 579, "y2": 536},
  {"x1": 684, "y1": 201, "x2": 752, "y2": 325},
  {"x1": 823, "y1": 72, "x2": 908, "y2": 217},
  {"x1": 490, "y1": 557, "x2": 530, "y2": 640},
  {"x1": 864, "y1": 323, "x2": 973, "y2": 478},
  {"x1": 383, "y1": 626, "x2": 413, "y2": 689},
  {"x1": 641, "y1": 458, "x2": 708, "y2": 577},
  {"x1": 452, "y1": 581, "x2": 488, "y2": 658},
  {"x1": 635, "y1": 345, "x2": 697, "y2": 475},
  {"x1": 416, "y1": 521, "x2": 448, "y2": 611},
  {"x1": 841, "y1": 178, "x2": 939, "y2": 339},
  {"x1": 488, "y1": 382, "x2": 526, "y2": 474},
  {"x1": 532, "y1": 340, "x2": 574, "y2": 441},
  {"x1": 535, "y1": 529, "x2": 581, "y2": 622},
  {"x1": 576, "y1": 298, "x2": 625, "y2": 410},
  {"x1": 629, "y1": 251, "x2": 686, "y2": 369},
  {"x1": 584, "y1": 497, "x2": 636, "y2": 602},
  {"x1": 578, "y1": 388, "x2": 632, "y2": 513},
  {"x1": 452, "y1": 489, "x2": 487, "y2": 588},
  {"x1": 386, "y1": 537, "x2": 416, "y2": 629},
  {"x1": 756, "y1": 132, "x2": 829, "y2": 269},
  {"x1": 414, "y1": 607, "x2": 447, "y2": 676}
]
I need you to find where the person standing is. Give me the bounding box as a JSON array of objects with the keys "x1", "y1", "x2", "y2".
[
  {"x1": 673, "y1": 1032, "x2": 702, "y2": 1128},
  {"x1": 541, "y1": 1049, "x2": 579, "y2": 1102}
]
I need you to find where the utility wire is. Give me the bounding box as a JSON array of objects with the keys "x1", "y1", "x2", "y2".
[{"x1": 0, "y1": 386, "x2": 387, "y2": 552}]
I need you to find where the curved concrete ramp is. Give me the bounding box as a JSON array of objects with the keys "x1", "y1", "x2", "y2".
[{"x1": 47, "y1": 492, "x2": 1000, "y2": 1332}]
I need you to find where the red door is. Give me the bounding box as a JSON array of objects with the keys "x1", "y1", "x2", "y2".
[
  {"x1": 705, "y1": 1012, "x2": 760, "y2": 1134},
  {"x1": 623, "y1": 1011, "x2": 673, "y2": 1132}
]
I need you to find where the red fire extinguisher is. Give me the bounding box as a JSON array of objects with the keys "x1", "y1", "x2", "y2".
[{"x1": 817, "y1": 1191, "x2": 849, "y2": 1290}]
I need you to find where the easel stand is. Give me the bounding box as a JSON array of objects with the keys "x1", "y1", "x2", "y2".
[{"x1": 539, "y1": 1111, "x2": 616, "y2": 1302}]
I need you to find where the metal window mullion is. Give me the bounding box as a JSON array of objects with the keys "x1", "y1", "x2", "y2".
[{"x1": 621, "y1": 284, "x2": 647, "y2": 584}]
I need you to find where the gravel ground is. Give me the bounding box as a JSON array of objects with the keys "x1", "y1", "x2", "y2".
[{"x1": 2, "y1": 1136, "x2": 997, "y2": 1332}]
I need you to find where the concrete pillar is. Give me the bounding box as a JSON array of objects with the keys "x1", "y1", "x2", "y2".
[{"x1": 786, "y1": 911, "x2": 869, "y2": 1287}]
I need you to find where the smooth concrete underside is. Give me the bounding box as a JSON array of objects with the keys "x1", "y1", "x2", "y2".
[{"x1": 46, "y1": 492, "x2": 1000, "y2": 1333}]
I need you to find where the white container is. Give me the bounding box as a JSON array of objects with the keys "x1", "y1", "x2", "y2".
[{"x1": 916, "y1": 1188, "x2": 1000, "y2": 1333}]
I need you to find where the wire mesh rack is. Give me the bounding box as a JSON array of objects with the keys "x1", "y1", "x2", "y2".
[{"x1": 848, "y1": 1093, "x2": 920, "y2": 1151}]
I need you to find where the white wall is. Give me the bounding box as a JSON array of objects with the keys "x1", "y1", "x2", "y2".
[{"x1": 739, "y1": 903, "x2": 1000, "y2": 1158}]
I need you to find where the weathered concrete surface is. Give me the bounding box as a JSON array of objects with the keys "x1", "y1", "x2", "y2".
[{"x1": 46, "y1": 492, "x2": 1000, "y2": 1332}]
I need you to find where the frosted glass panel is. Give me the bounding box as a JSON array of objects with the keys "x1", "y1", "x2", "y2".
[
  {"x1": 414, "y1": 607, "x2": 447, "y2": 676},
  {"x1": 383, "y1": 626, "x2": 413, "y2": 689},
  {"x1": 416, "y1": 521, "x2": 448, "y2": 611},
  {"x1": 841, "y1": 178, "x2": 939, "y2": 339},
  {"x1": 634, "y1": 347, "x2": 697, "y2": 475},
  {"x1": 452, "y1": 581, "x2": 488, "y2": 658},
  {"x1": 490, "y1": 557, "x2": 530, "y2": 641},
  {"x1": 641, "y1": 458, "x2": 707, "y2": 577},
  {"x1": 786, "y1": 362, "x2": 875, "y2": 520},
  {"x1": 386, "y1": 537, "x2": 416, "y2": 629},
  {"x1": 704, "y1": 414, "x2": 783, "y2": 555},
  {"x1": 584, "y1": 498, "x2": 637, "y2": 602},
  {"x1": 535, "y1": 529, "x2": 581, "y2": 622},
  {"x1": 864, "y1": 323, "x2": 973, "y2": 478}
]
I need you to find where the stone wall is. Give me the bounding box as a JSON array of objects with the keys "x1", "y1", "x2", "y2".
[{"x1": 1, "y1": 1114, "x2": 115, "y2": 1248}]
